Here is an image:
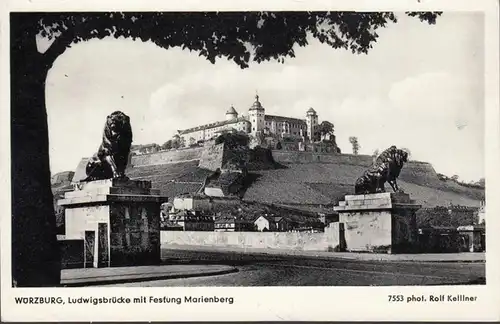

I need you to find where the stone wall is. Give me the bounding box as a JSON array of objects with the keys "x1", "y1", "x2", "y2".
[
  {"x1": 198, "y1": 143, "x2": 225, "y2": 171},
  {"x1": 161, "y1": 230, "x2": 339, "y2": 251},
  {"x1": 271, "y1": 151, "x2": 374, "y2": 165},
  {"x1": 72, "y1": 157, "x2": 90, "y2": 183},
  {"x1": 131, "y1": 147, "x2": 204, "y2": 167}
]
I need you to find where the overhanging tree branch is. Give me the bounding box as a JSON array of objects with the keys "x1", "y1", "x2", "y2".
[{"x1": 42, "y1": 32, "x2": 75, "y2": 68}]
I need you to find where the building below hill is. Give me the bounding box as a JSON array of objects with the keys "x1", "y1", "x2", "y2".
[
  {"x1": 418, "y1": 224, "x2": 485, "y2": 252},
  {"x1": 416, "y1": 204, "x2": 480, "y2": 228},
  {"x1": 254, "y1": 215, "x2": 296, "y2": 232},
  {"x1": 176, "y1": 94, "x2": 324, "y2": 148},
  {"x1": 214, "y1": 215, "x2": 255, "y2": 232}
]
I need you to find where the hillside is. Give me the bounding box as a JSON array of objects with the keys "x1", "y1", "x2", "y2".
[
  {"x1": 66, "y1": 149, "x2": 484, "y2": 213},
  {"x1": 242, "y1": 160, "x2": 483, "y2": 208},
  {"x1": 120, "y1": 157, "x2": 484, "y2": 209}
]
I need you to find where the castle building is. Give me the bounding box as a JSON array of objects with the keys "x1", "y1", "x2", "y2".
[{"x1": 177, "y1": 95, "x2": 320, "y2": 147}]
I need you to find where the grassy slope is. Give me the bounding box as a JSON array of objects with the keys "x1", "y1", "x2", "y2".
[
  {"x1": 58, "y1": 153, "x2": 484, "y2": 209},
  {"x1": 121, "y1": 158, "x2": 483, "y2": 209},
  {"x1": 244, "y1": 162, "x2": 483, "y2": 207}
]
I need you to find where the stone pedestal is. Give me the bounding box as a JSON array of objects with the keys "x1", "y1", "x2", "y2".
[
  {"x1": 58, "y1": 178, "x2": 168, "y2": 268},
  {"x1": 333, "y1": 192, "x2": 421, "y2": 254}
]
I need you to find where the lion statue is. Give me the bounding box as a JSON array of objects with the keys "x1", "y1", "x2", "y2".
[
  {"x1": 83, "y1": 111, "x2": 133, "y2": 181},
  {"x1": 354, "y1": 146, "x2": 409, "y2": 194}
]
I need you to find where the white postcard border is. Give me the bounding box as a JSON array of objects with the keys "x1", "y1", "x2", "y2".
[{"x1": 1, "y1": 0, "x2": 499, "y2": 322}]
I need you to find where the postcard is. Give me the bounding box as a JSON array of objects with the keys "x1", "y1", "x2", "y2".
[{"x1": 1, "y1": 0, "x2": 499, "y2": 321}]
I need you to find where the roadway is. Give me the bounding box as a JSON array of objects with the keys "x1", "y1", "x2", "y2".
[{"x1": 102, "y1": 248, "x2": 486, "y2": 287}]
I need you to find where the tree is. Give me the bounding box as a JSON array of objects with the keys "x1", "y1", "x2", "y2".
[
  {"x1": 11, "y1": 11, "x2": 441, "y2": 287},
  {"x1": 349, "y1": 136, "x2": 360, "y2": 155},
  {"x1": 318, "y1": 121, "x2": 334, "y2": 140},
  {"x1": 171, "y1": 135, "x2": 181, "y2": 149},
  {"x1": 451, "y1": 175, "x2": 460, "y2": 182},
  {"x1": 162, "y1": 140, "x2": 173, "y2": 150},
  {"x1": 215, "y1": 132, "x2": 250, "y2": 148}
]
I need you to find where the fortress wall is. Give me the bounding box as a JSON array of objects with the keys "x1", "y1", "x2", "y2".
[
  {"x1": 131, "y1": 147, "x2": 204, "y2": 167},
  {"x1": 127, "y1": 146, "x2": 437, "y2": 183},
  {"x1": 198, "y1": 143, "x2": 225, "y2": 171},
  {"x1": 272, "y1": 150, "x2": 435, "y2": 171},
  {"x1": 271, "y1": 151, "x2": 374, "y2": 166},
  {"x1": 71, "y1": 158, "x2": 91, "y2": 183},
  {"x1": 161, "y1": 230, "x2": 338, "y2": 252},
  {"x1": 399, "y1": 161, "x2": 439, "y2": 184}
]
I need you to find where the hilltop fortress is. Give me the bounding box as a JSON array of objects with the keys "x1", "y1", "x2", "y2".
[
  {"x1": 71, "y1": 140, "x2": 484, "y2": 213},
  {"x1": 176, "y1": 95, "x2": 324, "y2": 148},
  {"x1": 68, "y1": 96, "x2": 484, "y2": 217}
]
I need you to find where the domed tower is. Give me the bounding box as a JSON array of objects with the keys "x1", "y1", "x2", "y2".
[
  {"x1": 306, "y1": 107, "x2": 318, "y2": 142},
  {"x1": 225, "y1": 105, "x2": 238, "y2": 121},
  {"x1": 248, "y1": 94, "x2": 265, "y2": 136}
]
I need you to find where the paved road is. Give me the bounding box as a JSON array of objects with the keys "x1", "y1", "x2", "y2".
[{"x1": 103, "y1": 249, "x2": 485, "y2": 287}]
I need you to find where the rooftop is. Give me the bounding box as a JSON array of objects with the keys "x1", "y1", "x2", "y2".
[
  {"x1": 306, "y1": 107, "x2": 317, "y2": 115},
  {"x1": 265, "y1": 114, "x2": 307, "y2": 125},
  {"x1": 178, "y1": 116, "x2": 250, "y2": 135},
  {"x1": 249, "y1": 94, "x2": 264, "y2": 111},
  {"x1": 226, "y1": 106, "x2": 237, "y2": 115}
]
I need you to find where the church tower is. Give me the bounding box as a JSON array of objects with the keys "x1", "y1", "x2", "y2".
[
  {"x1": 248, "y1": 94, "x2": 265, "y2": 136},
  {"x1": 306, "y1": 107, "x2": 318, "y2": 142}
]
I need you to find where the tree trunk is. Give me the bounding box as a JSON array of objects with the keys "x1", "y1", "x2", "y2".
[{"x1": 11, "y1": 20, "x2": 61, "y2": 287}]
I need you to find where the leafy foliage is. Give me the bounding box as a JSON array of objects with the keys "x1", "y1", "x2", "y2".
[
  {"x1": 349, "y1": 136, "x2": 360, "y2": 155},
  {"x1": 416, "y1": 206, "x2": 479, "y2": 228},
  {"x1": 318, "y1": 121, "x2": 334, "y2": 136},
  {"x1": 437, "y1": 173, "x2": 485, "y2": 190},
  {"x1": 11, "y1": 10, "x2": 442, "y2": 287},
  {"x1": 161, "y1": 140, "x2": 172, "y2": 150},
  {"x1": 15, "y1": 11, "x2": 442, "y2": 69},
  {"x1": 215, "y1": 131, "x2": 250, "y2": 148}
]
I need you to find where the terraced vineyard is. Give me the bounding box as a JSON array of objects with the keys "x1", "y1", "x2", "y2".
[
  {"x1": 242, "y1": 161, "x2": 483, "y2": 208},
  {"x1": 66, "y1": 153, "x2": 484, "y2": 210},
  {"x1": 126, "y1": 161, "x2": 211, "y2": 199},
  {"x1": 126, "y1": 160, "x2": 210, "y2": 183}
]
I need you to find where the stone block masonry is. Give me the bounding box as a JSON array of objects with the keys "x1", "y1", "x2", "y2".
[
  {"x1": 198, "y1": 143, "x2": 225, "y2": 171},
  {"x1": 131, "y1": 147, "x2": 204, "y2": 167},
  {"x1": 58, "y1": 178, "x2": 168, "y2": 268},
  {"x1": 334, "y1": 192, "x2": 421, "y2": 253}
]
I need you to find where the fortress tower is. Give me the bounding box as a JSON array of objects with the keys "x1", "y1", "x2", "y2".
[
  {"x1": 248, "y1": 94, "x2": 265, "y2": 136},
  {"x1": 306, "y1": 107, "x2": 318, "y2": 142},
  {"x1": 225, "y1": 105, "x2": 238, "y2": 121}
]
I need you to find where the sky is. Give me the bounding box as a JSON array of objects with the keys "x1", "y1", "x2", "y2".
[{"x1": 43, "y1": 12, "x2": 485, "y2": 182}]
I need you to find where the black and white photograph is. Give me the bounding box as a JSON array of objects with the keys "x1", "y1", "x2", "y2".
[{"x1": 1, "y1": 0, "x2": 499, "y2": 322}]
